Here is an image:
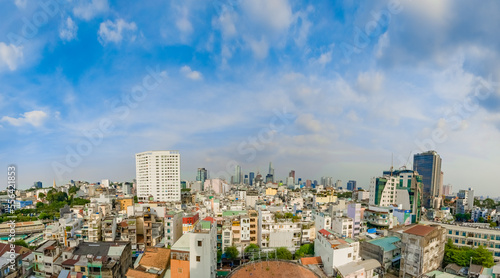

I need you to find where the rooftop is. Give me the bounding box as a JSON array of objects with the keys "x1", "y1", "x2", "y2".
[
  {"x1": 139, "y1": 247, "x2": 170, "y2": 269},
  {"x1": 126, "y1": 268, "x2": 158, "y2": 278},
  {"x1": 337, "y1": 259, "x2": 381, "y2": 276},
  {"x1": 228, "y1": 260, "x2": 319, "y2": 278},
  {"x1": 300, "y1": 256, "x2": 322, "y2": 265},
  {"x1": 368, "y1": 236, "x2": 401, "y2": 252},
  {"x1": 404, "y1": 225, "x2": 436, "y2": 236}
]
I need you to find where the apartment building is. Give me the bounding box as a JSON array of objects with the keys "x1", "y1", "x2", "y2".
[
  {"x1": 136, "y1": 150, "x2": 181, "y2": 202},
  {"x1": 332, "y1": 216, "x2": 354, "y2": 238},
  {"x1": 314, "y1": 229, "x2": 360, "y2": 276},
  {"x1": 165, "y1": 211, "x2": 183, "y2": 247},
  {"x1": 258, "y1": 210, "x2": 302, "y2": 251},
  {"x1": 423, "y1": 221, "x2": 500, "y2": 260},
  {"x1": 399, "y1": 224, "x2": 446, "y2": 278},
  {"x1": 171, "y1": 218, "x2": 218, "y2": 278},
  {"x1": 33, "y1": 240, "x2": 62, "y2": 277}
]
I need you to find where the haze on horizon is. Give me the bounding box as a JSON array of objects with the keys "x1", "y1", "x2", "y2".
[{"x1": 1, "y1": 0, "x2": 500, "y2": 197}]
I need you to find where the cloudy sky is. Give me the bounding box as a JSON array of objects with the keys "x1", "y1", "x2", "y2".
[{"x1": 1, "y1": 0, "x2": 500, "y2": 196}]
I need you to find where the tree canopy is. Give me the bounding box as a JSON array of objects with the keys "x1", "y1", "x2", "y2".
[
  {"x1": 244, "y1": 243, "x2": 260, "y2": 253},
  {"x1": 444, "y1": 239, "x2": 495, "y2": 268},
  {"x1": 295, "y1": 243, "x2": 315, "y2": 259},
  {"x1": 269, "y1": 247, "x2": 293, "y2": 260},
  {"x1": 225, "y1": 246, "x2": 239, "y2": 259}
]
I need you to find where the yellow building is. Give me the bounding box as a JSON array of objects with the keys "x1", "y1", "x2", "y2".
[
  {"x1": 314, "y1": 194, "x2": 337, "y2": 204},
  {"x1": 265, "y1": 188, "x2": 277, "y2": 196},
  {"x1": 117, "y1": 197, "x2": 134, "y2": 211}
]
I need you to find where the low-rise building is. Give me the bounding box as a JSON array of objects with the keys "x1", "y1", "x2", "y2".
[
  {"x1": 399, "y1": 224, "x2": 446, "y2": 278},
  {"x1": 314, "y1": 229, "x2": 360, "y2": 276}
]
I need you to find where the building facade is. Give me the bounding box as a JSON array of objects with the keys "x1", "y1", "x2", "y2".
[{"x1": 136, "y1": 150, "x2": 181, "y2": 202}]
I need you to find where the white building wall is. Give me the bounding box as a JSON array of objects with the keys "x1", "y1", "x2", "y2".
[{"x1": 136, "y1": 150, "x2": 180, "y2": 202}]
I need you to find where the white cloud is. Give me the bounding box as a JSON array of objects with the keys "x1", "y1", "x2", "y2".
[
  {"x1": 98, "y1": 19, "x2": 137, "y2": 45},
  {"x1": 295, "y1": 113, "x2": 321, "y2": 133},
  {"x1": 14, "y1": 0, "x2": 26, "y2": 8},
  {"x1": 356, "y1": 71, "x2": 385, "y2": 94},
  {"x1": 247, "y1": 37, "x2": 269, "y2": 59},
  {"x1": 1, "y1": 110, "x2": 48, "y2": 127},
  {"x1": 175, "y1": 6, "x2": 193, "y2": 35},
  {"x1": 0, "y1": 42, "x2": 23, "y2": 71},
  {"x1": 59, "y1": 17, "x2": 78, "y2": 41},
  {"x1": 180, "y1": 66, "x2": 203, "y2": 80},
  {"x1": 241, "y1": 0, "x2": 293, "y2": 32},
  {"x1": 73, "y1": 0, "x2": 109, "y2": 21}
]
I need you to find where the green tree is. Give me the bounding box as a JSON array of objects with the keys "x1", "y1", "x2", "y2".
[
  {"x1": 225, "y1": 246, "x2": 239, "y2": 259},
  {"x1": 38, "y1": 193, "x2": 45, "y2": 199},
  {"x1": 245, "y1": 243, "x2": 260, "y2": 253},
  {"x1": 490, "y1": 222, "x2": 497, "y2": 228},
  {"x1": 444, "y1": 239, "x2": 495, "y2": 268},
  {"x1": 274, "y1": 247, "x2": 293, "y2": 260},
  {"x1": 295, "y1": 243, "x2": 315, "y2": 259},
  {"x1": 13, "y1": 239, "x2": 28, "y2": 248},
  {"x1": 134, "y1": 196, "x2": 138, "y2": 203},
  {"x1": 478, "y1": 217, "x2": 485, "y2": 223},
  {"x1": 36, "y1": 202, "x2": 45, "y2": 209},
  {"x1": 68, "y1": 186, "x2": 79, "y2": 195},
  {"x1": 217, "y1": 250, "x2": 222, "y2": 261},
  {"x1": 472, "y1": 245, "x2": 495, "y2": 267}
]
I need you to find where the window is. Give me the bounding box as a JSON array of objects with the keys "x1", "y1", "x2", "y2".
[
  {"x1": 178, "y1": 268, "x2": 183, "y2": 273},
  {"x1": 348, "y1": 253, "x2": 352, "y2": 258},
  {"x1": 196, "y1": 256, "x2": 201, "y2": 262},
  {"x1": 198, "y1": 241, "x2": 202, "y2": 247}
]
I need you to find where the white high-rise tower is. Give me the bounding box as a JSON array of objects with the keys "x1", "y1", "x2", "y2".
[{"x1": 136, "y1": 150, "x2": 181, "y2": 202}]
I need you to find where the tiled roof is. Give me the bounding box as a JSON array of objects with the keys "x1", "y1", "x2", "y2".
[
  {"x1": 318, "y1": 229, "x2": 331, "y2": 237},
  {"x1": 139, "y1": 247, "x2": 170, "y2": 269},
  {"x1": 404, "y1": 225, "x2": 436, "y2": 236},
  {"x1": 300, "y1": 256, "x2": 322, "y2": 265}
]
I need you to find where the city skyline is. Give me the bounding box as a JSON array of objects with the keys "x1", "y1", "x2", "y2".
[{"x1": 1, "y1": 1, "x2": 500, "y2": 196}]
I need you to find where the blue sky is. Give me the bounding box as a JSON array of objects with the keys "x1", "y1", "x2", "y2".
[{"x1": 1, "y1": 0, "x2": 500, "y2": 196}]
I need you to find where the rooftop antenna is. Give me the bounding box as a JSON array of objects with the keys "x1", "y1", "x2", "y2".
[
  {"x1": 406, "y1": 151, "x2": 412, "y2": 170},
  {"x1": 390, "y1": 153, "x2": 394, "y2": 176}
]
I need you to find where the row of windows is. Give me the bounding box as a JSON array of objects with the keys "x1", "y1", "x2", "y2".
[{"x1": 448, "y1": 230, "x2": 500, "y2": 240}]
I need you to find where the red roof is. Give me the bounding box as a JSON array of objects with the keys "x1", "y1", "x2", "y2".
[
  {"x1": 404, "y1": 225, "x2": 436, "y2": 236},
  {"x1": 318, "y1": 229, "x2": 331, "y2": 237},
  {"x1": 203, "y1": 217, "x2": 215, "y2": 223},
  {"x1": 62, "y1": 259, "x2": 79, "y2": 266},
  {"x1": 300, "y1": 257, "x2": 322, "y2": 265}
]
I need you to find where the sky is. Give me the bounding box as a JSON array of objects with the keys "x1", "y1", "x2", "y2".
[{"x1": 1, "y1": 0, "x2": 500, "y2": 196}]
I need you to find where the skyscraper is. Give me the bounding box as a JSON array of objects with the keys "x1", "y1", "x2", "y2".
[
  {"x1": 136, "y1": 150, "x2": 181, "y2": 202},
  {"x1": 249, "y1": 172, "x2": 255, "y2": 186},
  {"x1": 346, "y1": 180, "x2": 357, "y2": 191},
  {"x1": 196, "y1": 168, "x2": 208, "y2": 189},
  {"x1": 289, "y1": 170, "x2": 295, "y2": 179},
  {"x1": 234, "y1": 165, "x2": 241, "y2": 184},
  {"x1": 268, "y1": 162, "x2": 274, "y2": 183},
  {"x1": 413, "y1": 151, "x2": 442, "y2": 208}
]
